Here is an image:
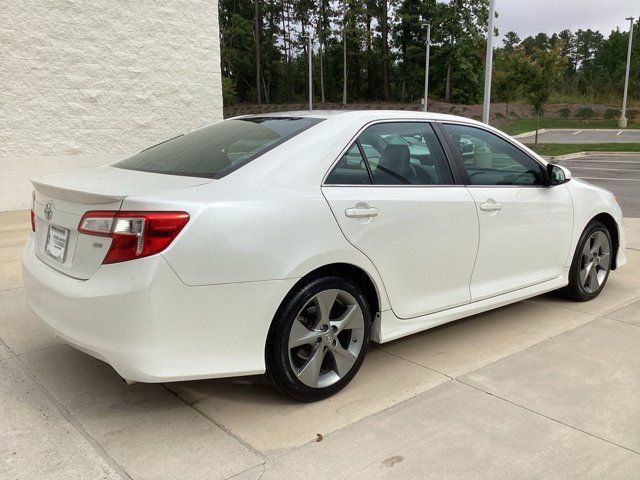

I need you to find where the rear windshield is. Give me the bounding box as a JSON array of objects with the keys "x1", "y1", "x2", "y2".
[{"x1": 114, "y1": 117, "x2": 322, "y2": 178}]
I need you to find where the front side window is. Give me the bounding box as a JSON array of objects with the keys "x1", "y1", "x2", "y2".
[
  {"x1": 115, "y1": 117, "x2": 321, "y2": 179},
  {"x1": 441, "y1": 123, "x2": 546, "y2": 186},
  {"x1": 326, "y1": 122, "x2": 454, "y2": 186}
]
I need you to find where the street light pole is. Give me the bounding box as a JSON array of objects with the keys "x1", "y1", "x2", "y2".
[
  {"x1": 482, "y1": 0, "x2": 496, "y2": 124},
  {"x1": 619, "y1": 17, "x2": 635, "y2": 128},
  {"x1": 423, "y1": 23, "x2": 431, "y2": 112},
  {"x1": 308, "y1": 35, "x2": 313, "y2": 111}
]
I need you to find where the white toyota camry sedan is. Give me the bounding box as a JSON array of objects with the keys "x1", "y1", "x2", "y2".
[{"x1": 24, "y1": 111, "x2": 626, "y2": 401}]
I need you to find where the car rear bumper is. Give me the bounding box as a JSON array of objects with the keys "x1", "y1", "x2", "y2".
[{"x1": 22, "y1": 235, "x2": 297, "y2": 382}]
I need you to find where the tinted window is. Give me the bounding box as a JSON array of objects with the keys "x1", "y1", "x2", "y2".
[
  {"x1": 115, "y1": 117, "x2": 321, "y2": 178},
  {"x1": 442, "y1": 123, "x2": 545, "y2": 186},
  {"x1": 325, "y1": 144, "x2": 372, "y2": 185},
  {"x1": 325, "y1": 122, "x2": 454, "y2": 186}
]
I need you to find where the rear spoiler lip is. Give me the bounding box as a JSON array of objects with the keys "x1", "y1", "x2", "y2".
[{"x1": 31, "y1": 179, "x2": 124, "y2": 205}]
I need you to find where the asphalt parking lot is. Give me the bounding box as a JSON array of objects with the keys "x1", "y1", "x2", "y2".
[
  {"x1": 555, "y1": 154, "x2": 640, "y2": 218},
  {"x1": 517, "y1": 128, "x2": 640, "y2": 144},
  {"x1": 2, "y1": 207, "x2": 640, "y2": 479}
]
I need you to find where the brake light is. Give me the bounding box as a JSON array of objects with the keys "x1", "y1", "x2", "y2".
[
  {"x1": 78, "y1": 211, "x2": 189, "y2": 264},
  {"x1": 30, "y1": 191, "x2": 35, "y2": 232}
]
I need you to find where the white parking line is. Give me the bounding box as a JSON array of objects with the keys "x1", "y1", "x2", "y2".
[
  {"x1": 572, "y1": 130, "x2": 583, "y2": 135},
  {"x1": 617, "y1": 131, "x2": 623, "y2": 136}
]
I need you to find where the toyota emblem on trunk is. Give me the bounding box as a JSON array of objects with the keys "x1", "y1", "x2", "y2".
[{"x1": 44, "y1": 202, "x2": 54, "y2": 221}]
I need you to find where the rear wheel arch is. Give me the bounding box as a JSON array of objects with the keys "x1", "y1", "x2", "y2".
[{"x1": 280, "y1": 263, "x2": 381, "y2": 320}]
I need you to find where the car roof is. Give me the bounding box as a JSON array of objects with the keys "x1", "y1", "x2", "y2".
[{"x1": 235, "y1": 109, "x2": 485, "y2": 126}]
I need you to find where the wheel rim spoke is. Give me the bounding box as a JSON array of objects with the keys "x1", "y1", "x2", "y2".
[
  {"x1": 314, "y1": 289, "x2": 339, "y2": 325},
  {"x1": 330, "y1": 343, "x2": 358, "y2": 376},
  {"x1": 296, "y1": 344, "x2": 326, "y2": 387},
  {"x1": 587, "y1": 266, "x2": 599, "y2": 292},
  {"x1": 289, "y1": 318, "x2": 322, "y2": 348},
  {"x1": 580, "y1": 260, "x2": 593, "y2": 286},
  {"x1": 330, "y1": 304, "x2": 363, "y2": 334}
]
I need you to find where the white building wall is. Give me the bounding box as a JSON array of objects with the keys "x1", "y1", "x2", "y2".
[{"x1": 1, "y1": 0, "x2": 223, "y2": 211}]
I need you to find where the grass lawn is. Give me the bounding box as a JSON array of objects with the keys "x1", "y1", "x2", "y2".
[
  {"x1": 528, "y1": 143, "x2": 640, "y2": 157},
  {"x1": 502, "y1": 118, "x2": 640, "y2": 136}
]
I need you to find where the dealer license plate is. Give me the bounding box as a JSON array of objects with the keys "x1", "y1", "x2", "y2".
[{"x1": 45, "y1": 224, "x2": 69, "y2": 263}]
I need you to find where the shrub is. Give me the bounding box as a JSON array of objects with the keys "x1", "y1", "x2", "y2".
[
  {"x1": 222, "y1": 76, "x2": 237, "y2": 107},
  {"x1": 575, "y1": 107, "x2": 596, "y2": 119},
  {"x1": 627, "y1": 109, "x2": 638, "y2": 120},
  {"x1": 558, "y1": 107, "x2": 571, "y2": 118},
  {"x1": 604, "y1": 108, "x2": 620, "y2": 119},
  {"x1": 494, "y1": 112, "x2": 505, "y2": 119}
]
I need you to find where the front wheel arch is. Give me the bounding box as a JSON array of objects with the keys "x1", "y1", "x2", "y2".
[{"x1": 587, "y1": 213, "x2": 619, "y2": 270}]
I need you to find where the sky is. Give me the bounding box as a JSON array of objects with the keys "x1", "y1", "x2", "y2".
[{"x1": 495, "y1": 0, "x2": 637, "y2": 41}]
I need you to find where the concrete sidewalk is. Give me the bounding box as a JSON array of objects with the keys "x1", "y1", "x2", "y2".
[{"x1": 2, "y1": 210, "x2": 640, "y2": 479}]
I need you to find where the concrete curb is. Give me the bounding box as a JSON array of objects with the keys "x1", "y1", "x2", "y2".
[
  {"x1": 513, "y1": 129, "x2": 547, "y2": 139},
  {"x1": 545, "y1": 151, "x2": 640, "y2": 162}
]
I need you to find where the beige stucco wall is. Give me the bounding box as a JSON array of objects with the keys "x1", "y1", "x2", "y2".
[{"x1": 1, "y1": 0, "x2": 223, "y2": 211}]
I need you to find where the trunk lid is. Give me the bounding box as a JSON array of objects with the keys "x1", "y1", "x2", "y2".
[{"x1": 32, "y1": 166, "x2": 210, "y2": 279}]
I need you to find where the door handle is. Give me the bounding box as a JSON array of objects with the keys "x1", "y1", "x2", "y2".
[
  {"x1": 345, "y1": 206, "x2": 379, "y2": 218},
  {"x1": 479, "y1": 201, "x2": 502, "y2": 212}
]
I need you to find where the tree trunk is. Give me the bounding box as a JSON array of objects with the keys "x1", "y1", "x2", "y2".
[
  {"x1": 342, "y1": 11, "x2": 347, "y2": 105},
  {"x1": 319, "y1": 1, "x2": 326, "y2": 103},
  {"x1": 444, "y1": 64, "x2": 452, "y2": 103},
  {"x1": 366, "y1": 9, "x2": 373, "y2": 98},
  {"x1": 254, "y1": 0, "x2": 261, "y2": 104},
  {"x1": 380, "y1": 0, "x2": 391, "y2": 100},
  {"x1": 506, "y1": 101, "x2": 510, "y2": 125},
  {"x1": 281, "y1": 1, "x2": 290, "y2": 102},
  {"x1": 445, "y1": 0, "x2": 459, "y2": 104}
]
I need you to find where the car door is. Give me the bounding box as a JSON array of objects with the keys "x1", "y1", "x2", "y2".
[
  {"x1": 321, "y1": 121, "x2": 479, "y2": 319},
  {"x1": 439, "y1": 122, "x2": 573, "y2": 301}
]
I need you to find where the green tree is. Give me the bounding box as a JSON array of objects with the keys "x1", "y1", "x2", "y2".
[
  {"x1": 492, "y1": 47, "x2": 526, "y2": 124},
  {"x1": 502, "y1": 31, "x2": 520, "y2": 51},
  {"x1": 522, "y1": 45, "x2": 567, "y2": 143}
]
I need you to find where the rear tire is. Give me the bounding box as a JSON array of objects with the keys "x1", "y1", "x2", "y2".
[
  {"x1": 563, "y1": 221, "x2": 612, "y2": 301},
  {"x1": 265, "y1": 275, "x2": 371, "y2": 402}
]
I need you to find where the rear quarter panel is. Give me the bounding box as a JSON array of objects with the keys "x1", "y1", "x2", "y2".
[{"x1": 140, "y1": 178, "x2": 392, "y2": 312}]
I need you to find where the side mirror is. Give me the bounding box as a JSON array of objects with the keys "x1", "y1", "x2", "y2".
[{"x1": 547, "y1": 164, "x2": 571, "y2": 186}]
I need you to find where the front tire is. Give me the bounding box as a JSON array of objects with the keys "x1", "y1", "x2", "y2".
[
  {"x1": 564, "y1": 221, "x2": 612, "y2": 301},
  {"x1": 265, "y1": 275, "x2": 371, "y2": 402}
]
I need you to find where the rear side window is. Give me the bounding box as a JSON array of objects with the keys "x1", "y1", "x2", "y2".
[
  {"x1": 114, "y1": 117, "x2": 322, "y2": 179},
  {"x1": 325, "y1": 122, "x2": 454, "y2": 186},
  {"x1": 325, "y1": 144, "x2": 372, "y2": 185}
]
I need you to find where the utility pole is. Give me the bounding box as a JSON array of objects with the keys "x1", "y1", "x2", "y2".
[
  {"x1": 482, "y1": 0, "x2": 496, "y2": 124},
  {"x1": 619, "y1": 17, "x2": 635, "y2": 128},
  {"x1": 308, "y1": 35, "x2": 313, "y2": 111},
  {"x1": 423, "y1": 23, "x2": 431, "y2": 112}
]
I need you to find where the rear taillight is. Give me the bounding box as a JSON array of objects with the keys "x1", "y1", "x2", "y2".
[
  {"x1": 78, "y1": 211, "x2": 189, "y2": 264},
  {"x1": 30, "y1": 191, "x2": 35, "y2": 232}
]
